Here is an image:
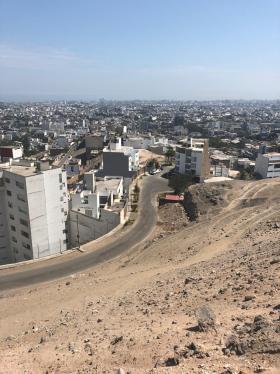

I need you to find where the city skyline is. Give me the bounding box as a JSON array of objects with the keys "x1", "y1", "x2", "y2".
[{"x1": 0, "y1": 0, "x2": 280, "y2": 101}]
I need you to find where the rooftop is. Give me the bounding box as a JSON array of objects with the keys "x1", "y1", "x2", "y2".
[
  {"x1": 4, "y1": 165, "x2": 37, "y2": 177},
  {"x1": 96, "y1": 178, "x2": 122, "y2": 193},
  {"x1": 263, "y1": 152, "x2": 280, "y2": 157}
]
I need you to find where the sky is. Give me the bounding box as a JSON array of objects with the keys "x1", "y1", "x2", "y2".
[{"x1": 0, "y1": 0, "x2": 279, "y2": 101}]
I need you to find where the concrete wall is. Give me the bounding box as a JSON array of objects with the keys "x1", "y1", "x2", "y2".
[
  {"x1": 102, "y1": 152, "x2": 134, "y2": 178},
  {"x1": 68, "y1": 207, "x2": 123, "y2": 247}
]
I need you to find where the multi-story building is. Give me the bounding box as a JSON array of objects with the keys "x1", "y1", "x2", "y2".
[
  {"x1": 69, "y1": 173, "x2": 126, "y2": 246},
  {"x1": 255, "y1": 152, "x2": 280, "y2": 178},
  {"x1": 0, "y1": 162, "x2": 68, "y2": 264},
  {"x1": 0, "y1": 145, "x2": 23, "y2": 162},
  {"x1": 175, "y1": 138, "x2": 209, "y2": 179},
  {"x1": 97, "y1": 138, "x2": 139, "y2": 182}
]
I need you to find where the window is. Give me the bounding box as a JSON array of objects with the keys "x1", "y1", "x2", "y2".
[
  {"x1": 59, "y1": 173, "x2": 63, "y2": 183},
  {"x1": 16, "y1": 181, "x2": 24, "y2": 189},
  {"x1": 20, "y1": 218, "x2": 28, "y2": 227},
  {"x1": 6, "y1": 190, "x2": 12, "y2": 196},
  {"x1": 9, "y1": 214, "x2": 15, "y2": 220},
  {"x1": 5, "y1": 178, "x2": 10, "y2": 183},
  {"x1": 17, "y1": 194, "x2": 26, "y2": 202},
  {"x1": 10, "y1": 225, "x2": 16, "y2": 232},
  {"x1": 21, "y1": 230, "x2": 29, "y2": 239},
  {"x1": 12, "y1": 236, "x2": 17, "y2": 243},
  {"x1": 8, "y1": 202, "x2": 13, "y2": 209},
  {"x1": 18, "y1": 206, "x2": 27, "y2": 215},
  {"x1": 22, "y1": 242, "x2": 31, "y2": 250}
]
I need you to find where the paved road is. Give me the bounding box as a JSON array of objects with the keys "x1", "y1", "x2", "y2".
[
  {"x1": 0, "y1": 174, "x2": 170, "y2": 291},
  {"x1": 55, "y1": 143, "x2": 77, "y2": 168}
]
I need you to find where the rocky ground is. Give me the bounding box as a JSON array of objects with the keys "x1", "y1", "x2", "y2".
[{"x1": 0, "y1": 178, "x2": 280, "y2": 374}]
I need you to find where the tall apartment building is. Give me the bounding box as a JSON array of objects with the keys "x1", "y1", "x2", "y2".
[
  {"x1": 175, "y1": 138, "x2": 210, "y2": 179},
  {"x1": 0, "y1": 163, "x2": 68, "y2": 265}
]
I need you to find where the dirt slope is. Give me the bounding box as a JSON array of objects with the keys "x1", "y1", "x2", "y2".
[{"x1": 0, "y1": 178, "x2": 280, "y2": 374}]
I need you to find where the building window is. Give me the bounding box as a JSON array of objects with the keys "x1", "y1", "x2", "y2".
[
  {"x1": 5, "y1": 178, "x2": 10, "y2": 183},
  {"x1": 18, "y1": 206, "x2": 27, "y2": 215},
  {"x1": 21, "y1": 230, "x2": 29, "y2": 239},
  {"x1": 17, "y1": 194, "x2": 26, "y2": 203},
  {"x1": 10, "y1": 225, "x2": 16, "y2": 232},
  {"x1": 6, "y1": 190, "x2": 12, "y2": 196},
  {"x1": 22, "y1": 242, "x2": 31, "y2": 250},
  {"x1": 20, "y1": 218, "x2": 28, "y2": 227},
  {"x1": 59, "y1": 173, "x2": 63, "y2": 183},
  {"x1": 9, "y1": 214, "x2": 15, "y2": 220},
  {"x1": 12, "y1": 236, "x2": 17, "y2": 243},
  {"x1": 16, "y1": 181, "x2": 24, "y2": 189},
  {"x1": 8, "y1": 202, "x2": 13, "y2": 209}
]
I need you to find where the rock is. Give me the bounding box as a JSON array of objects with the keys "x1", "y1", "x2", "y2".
[
  {"x1": 184, "y1": 277, "x2": 195, "y2": 285},
  {"x1": 65, "y1": 281, "x2": 71, "y2": 286},
  {"x1": 116, "y1": 369, "x2": 126, "y2": 374},
  {"x1": 164, "y1": 356, "x2": 180, "y2": 367},
  {"x1": 244, "y1": 295, "x2": 255, "y2": 302},
  {"x1": 270, "y1": 258, "x2": 280, "y2": 265},
  {"x1": 251, "y1": 315, "x2": 269, "y2": 332},
  {"x1": 273, "y1": 303, "x2": 280, "y2": 310},
  {"x1": 68, "y1": 342, "x2": 76, "y2": 353},
  {"x1": 196, "y1": 305, "x2": 216, "y2": 332},
  {"x1": 111, "y1": 336, "x2": 123, "y2": 345},
  {"x1": 84, "y1": 343, "x2": 93, "y2": 356},
  {"x1": 39, "y1": 336, "x2": 46, "y2": 344},
  {"x1": 223, "y1": 335, "x2": 247, "y2": 355}
]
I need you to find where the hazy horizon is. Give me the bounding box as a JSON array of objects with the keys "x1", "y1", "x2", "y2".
[{"x1": 0, "y1": 0, "x2": 279, "y2": 101}]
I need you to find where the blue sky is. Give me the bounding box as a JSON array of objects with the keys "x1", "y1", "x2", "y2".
[{"x1": 0, "y1": 0, "x2": 279, "y2": 100}]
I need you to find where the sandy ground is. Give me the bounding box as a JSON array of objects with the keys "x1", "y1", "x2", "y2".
[
  {"x1": 139, "y1": 150, "x2": 165, "y2": 167},
  {"x1": 0, "y1": 178, "x2": 280, "y2": 374}
]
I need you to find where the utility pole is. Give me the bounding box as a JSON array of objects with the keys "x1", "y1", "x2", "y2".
[{"x1": 76, "y1": 213, "x2": 80, "y2": 250}]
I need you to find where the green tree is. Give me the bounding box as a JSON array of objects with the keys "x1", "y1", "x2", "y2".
[
  {"x1": 147, "y1": 158, "x2": 159, "y2": 170},
  {"x1": 21, "y1": 135, "x2": 30, "y2": 155},
  {"x1": 169, "y1": 173, "x2": 195, "y2": 194},
  {"x1": 164, "y1": 146, "x2": 175, "y2": 163}
]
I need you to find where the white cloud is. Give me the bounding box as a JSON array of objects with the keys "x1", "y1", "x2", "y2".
[{"x1": 0, "y1": 44, "x2": 95, "y2": 70}]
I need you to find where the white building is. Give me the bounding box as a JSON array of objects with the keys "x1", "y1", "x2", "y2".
[
  {"x1": 255, "y1": 152, "x2": 280, "y2": 178},
  {"x1": 124, "y1": 136, "x2": 155, "y2": 149},
  {"x1": 175, "y1": 138, "x2": 209, "y2": 177},
  {"x1": 69, "y1": 173, "x2": 126, "y2": 246},
  {"x1": 0, "y1": 163, "x2": 68, "y2": 264}
]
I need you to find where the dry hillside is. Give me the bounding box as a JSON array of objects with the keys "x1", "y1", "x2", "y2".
[{"x1": 0, "y1": 178, "x2": 280, "y2": 374}]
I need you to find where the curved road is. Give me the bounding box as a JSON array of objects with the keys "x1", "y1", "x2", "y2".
[{"x1": 0, "y1": 174, "x2": 169, "y2": 291}]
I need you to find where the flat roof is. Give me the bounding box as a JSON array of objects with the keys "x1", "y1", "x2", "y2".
[
  {"x1": 4, "y1": 165, "x2": 37, "y2": 177},
  {"x1": 263, "y1": 152, "x2": 280, "y2": 157},
  {"x1": 96, "y1": 178, "x2": 121, "y2": 192},
  {"x1": 0, "y1": 145, "x2": 21, "y2": 149}
]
